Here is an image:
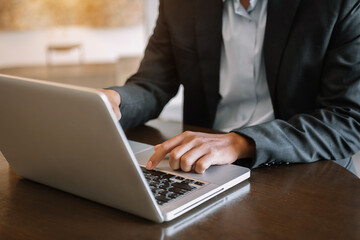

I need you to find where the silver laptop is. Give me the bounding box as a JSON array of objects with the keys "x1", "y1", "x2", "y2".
[{"x1": 0, "y1": 74, "x2": 250, "y2": 222}]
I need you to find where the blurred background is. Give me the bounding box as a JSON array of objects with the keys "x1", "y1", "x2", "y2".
[{"x1": 0, "y1": 0, "x2": 183, "y2": 121}]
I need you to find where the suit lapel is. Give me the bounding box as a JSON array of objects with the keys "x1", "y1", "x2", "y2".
[
  {"x1": 195, "y1": 0, "x2": 223, "y2": 121},
  {"x1": 194, "y1": 0, "x2": 302, "y2": 121},
  {"x1": 264, "y1": 0, "x2": 302, "y2": 112}
]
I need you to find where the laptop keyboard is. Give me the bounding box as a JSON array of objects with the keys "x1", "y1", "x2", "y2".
[{"x1": 140, "y1": 167, "x2": 206, "y2": 206}]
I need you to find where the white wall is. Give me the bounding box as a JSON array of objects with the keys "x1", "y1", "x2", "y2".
[
  {"x1": 0, "y1": 25, "x2": 145, "y2": 68},
  {"x1": 144, "y1": 0, "x2": 159, "y2": 37}
]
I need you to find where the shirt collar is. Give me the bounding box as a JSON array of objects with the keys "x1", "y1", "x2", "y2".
[{"x1": 223, "y1": 0, "x2": 258, "y2": 13}]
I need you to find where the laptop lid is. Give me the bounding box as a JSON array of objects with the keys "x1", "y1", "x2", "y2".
[{"x1": 0, "y1": 74, "x2": 164, "y2": 222}]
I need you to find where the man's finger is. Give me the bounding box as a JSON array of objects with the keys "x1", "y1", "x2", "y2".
[
  {"x1": 112, "y1": 106, "x2": 122, "y2": 120},
  {"x1": 147, "y1": 145, "x2": 169, "y2": 170},
  {"x1": 168, "y1": 143, "x2": 196, "y2": 170},
  {"x1": 179, "y1": 145, "x2": 206, "y2": 172},
  {"x1": 194, "y1": 154, "x2": 213, "y2": 173},
  {"x1": 146, "y1": 133, "x2": 188, "y2": 169}
]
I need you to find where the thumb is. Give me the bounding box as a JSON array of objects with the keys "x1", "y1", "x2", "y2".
[{"x1": 113, "y1": 106, "x2": 122, "y2": 120}]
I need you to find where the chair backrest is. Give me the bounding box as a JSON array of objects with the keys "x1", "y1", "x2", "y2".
[{"x1": 46, "y1": 43, "x2": 83, "y2": 65}]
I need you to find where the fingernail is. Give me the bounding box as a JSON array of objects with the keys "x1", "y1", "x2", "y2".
[
  {"x1": 154, "y1": 144, "x2": 160, "y2": 149},
  {"x1": 146, "y1": 161, "x2": 153, "y2": 169}
]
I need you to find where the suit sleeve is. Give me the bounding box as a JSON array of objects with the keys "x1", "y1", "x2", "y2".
[
  {"x1": 234, "y1": 1, "x2": 360, "y2": 168},
  {"x1": 109, "y1": 0, "x2": 180, "y2": 129}
]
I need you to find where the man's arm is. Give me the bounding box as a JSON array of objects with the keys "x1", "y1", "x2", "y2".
[
  {"x1": 235, "y1": 0, "x2": 360, "y2": 168},
  {"x1": 107, "y1": 0, "x2": 180, "y2": 129}
]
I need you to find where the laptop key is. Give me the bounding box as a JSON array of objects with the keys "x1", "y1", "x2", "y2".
[
  {"x1": 158, "y1": 190, "x2": 169, "y2": 196},
  {"x1": 162, "y1": 181, "x2": 173, "y2": 186},
  {"x1": 194, "y1": 181, "x2": 205, "y2": 186},
  {"x1": 152, "y1": 171, "x2": 166, "y2": 177},
  {"x1": 172, "y1": 182, "x2": 196, "y2": 191},
  {"x1": 159, "y1": 185, "x2": 170, "y2": 190},
  {"x1": 157, "y1": 200, "x2": 165, "y2": 206},
  {"x1": 175, "y1": 176, "x2": 185, "y2": 181},
  {"x1": 161, "y1": 174, "x2": 176, "y2": 179},
  {"x1": 155, "y1": 195, "x2": 172, "y2": 203},
  {"x1": 169, "y1": 187, "x2": 188, "y2": 194},
  {"x1": 168, "y1": 193, "x2": 181, "y2": 199},
  {"x1": 149, "y1": 182, "x2": 160, "y2": 188},
  {"x1": 157, "y1": 189, "x2": 168, "y2": 195},
  {"x1": 182, "y1": 179, "x2": 195, "y2": 184}
]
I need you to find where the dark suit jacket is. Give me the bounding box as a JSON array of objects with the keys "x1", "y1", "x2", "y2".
[{"x1": 111, "y1": 0, "x2": 360, "y2": 170}]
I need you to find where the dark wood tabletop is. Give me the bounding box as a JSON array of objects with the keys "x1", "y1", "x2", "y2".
[{"x1": 0, "y1": 120, "x2": 359, "y2": 240}]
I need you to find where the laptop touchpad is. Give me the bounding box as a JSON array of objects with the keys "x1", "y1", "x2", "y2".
[{"x1": 128, "y1": 140, "x2": 153, "y2": 154}]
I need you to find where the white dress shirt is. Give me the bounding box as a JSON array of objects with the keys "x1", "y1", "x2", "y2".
[{"x1": 213, "y1": 0, "x2": 274, "y2": 132}]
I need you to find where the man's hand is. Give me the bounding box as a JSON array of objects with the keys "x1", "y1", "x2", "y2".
[
  {"x1": 146, "y1": 131, "x2": 255, "y2": 173},
  {"x1": 97, "y1": 89, "x2": 121, "y2": 120}
]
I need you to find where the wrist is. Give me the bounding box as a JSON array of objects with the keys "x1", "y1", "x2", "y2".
[{"x1": 229, "y1": 132, "x2": 255, "y2": 159}]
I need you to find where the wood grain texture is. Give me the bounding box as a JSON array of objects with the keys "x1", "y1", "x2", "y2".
[{"x1": 0, "y1": 120, "x2": 359, "y2": 240}]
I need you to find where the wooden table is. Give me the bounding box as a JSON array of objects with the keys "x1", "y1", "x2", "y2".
[
  {"x1": 0, "y1": 59, "x2": 141, "y2": 89},
  {"x1": 0, "y1": 120, "x2": 359, "y2": 240},
  {"x1": 0, "y1": 64, "x2": 118, "y2": 89}
]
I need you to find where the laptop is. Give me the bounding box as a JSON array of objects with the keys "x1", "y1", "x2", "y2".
[{"x1": 0, "y1": 74, "x2": 250, "y2": 222}]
